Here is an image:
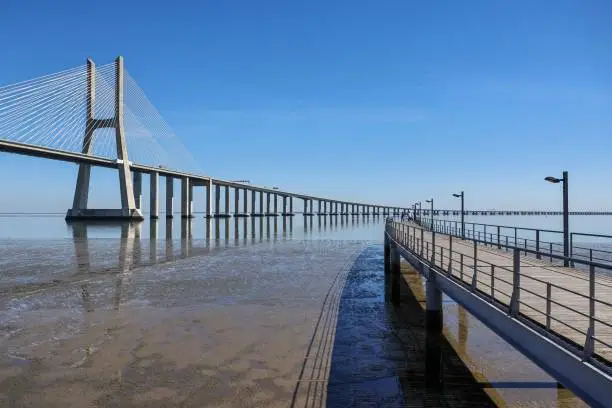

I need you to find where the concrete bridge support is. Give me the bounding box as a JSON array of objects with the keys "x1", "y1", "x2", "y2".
[
  {"x1": 259, "y1": 191, "x2": 264, "y2": 216},
  {"x1": 181, "y1": 177, "x2": 191, "y2": 218},
  {"x1": 133, "y1": 172, "x2": 142, "y2": 211},
  {"x1": 273, "y1": 194, "x2": 278, "y2": 215},
  {"x1": 234, "y1": 187, "x2": 240, "y2": 216},
  {"x1": 425, "y1": 272, "x2": 443, "y2": 389},
  {"x1": 149, "y1": 172, "x2": 158, "y2": 219},
  {"x1": 223, "y1": 186, "x2": 230, "y2": 217},
  {"x1": 205, "y1": 179, "x2": 213, "y2": 218},
  {"x1": 243, "y1": 188, "x2": 249, "y2": 216},
  {"x1": 266, "y1": 193, "x2": 271, "y2": 215},
  {"x1": 282, "y1": 195, "x2": 287, "y2": 215},
  {"x1": 166, "y1": 177, "x2": 173, "y2": 218},
  {"x1": 251, "y1": 190, "x2": 257, "y2": 216},
  {"x1": 215, "y1": 184, "x2": 221, "y2": 217}
]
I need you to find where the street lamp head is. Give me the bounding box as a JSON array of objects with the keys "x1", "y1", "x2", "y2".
[
  {"x1": 426, "y1": 199, "x2": 432, "y2": 203},
  {"x1": 545, "y1": 176, "x2": 562, "y2": 184},
  {"x1": 452, "y1": 193, "x2": 461, "y2": 198}
]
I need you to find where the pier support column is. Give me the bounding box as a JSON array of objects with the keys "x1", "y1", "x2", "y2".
[
  {"x1": 303, "y1": 198, "x2": 308, "y2": 215},
  {"x1": 259, "y1": 191, "x2": 264, "y2": 216},
  {"x1": 425, "y1": 272, "x2": 443, "y2": 389},
  {"x1": 215, "y1": 184, "x2": 221, "y2": 217},
  {"x1": 243, "y1": 188, "x2": 249, "y2": 216},
  {"x1": 234, "y1": 187, "x2": 240, "y2": 216},
  {"x1": 273, "y1": 194, "x2": 278, "y2": 215},
  {"x1": 205, "y1": 179, "x2": 213, "y2": 218},
  {"x1": 224, "y1": 185, "x2": 230, "y2": 217},
  {"x1": 290, "y1": 197, "x2": 294, "y2": 215},
  {"x1": 181, "y1": 177, "x2": 190, "y2": 218},
  {"x1": 133, "y1": 172, "x2": 142, "y2": 210},
  {"x1": 188, "y1": 183, "x2": 194, "y2": 217},
  {"x1": 266, "y1": 192, "x2": 271, "y2": 215},
  {"x1": 150, "y1": 172, "x2": 159, "y2": 219},
  {"x1": 390, "y1": 243, "x2": 401, "y2": 304},
  {"x1": 251, "y1": 190, "x2": 256, "y2": 215},
  {"x1": 165, "y1": 177, "x2": 173, "y2": 218},
  {"x1": 282, "y1": 196, "x2": 287, "y2": 215}
]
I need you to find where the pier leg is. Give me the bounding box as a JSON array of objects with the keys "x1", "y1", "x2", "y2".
[
  {"x1": 251, "y1": 190, "x2": 256, "y2": 215},
  {"x1": 259, "y1": 191, "x2": 264, "y2": 216},
  {"x1": 133, "y1": 172, "x2": 142, "y2": 210},
  {"x1": 289, "y1": 197, "x2": 293, "y2": 215},
  {"x1": 205, "y1": 179, "x2": 213, "y2": 218},
  {"x1": 181, "y1": 177, "x2": 190, "y2": 218},
  {"x1": 273, "y1": 194, "x2": 278, "y2": 215},
  {"x1": 165, "y1": 176, "x2": 173, "y2": 218},
  {"x1": 215, "y1": 184, "x2": 221, "y2": 217},
  {"x1": 384, "y1": 234, "x2": 391, "y2": 300},
  {"x1": 282, "y1": 195, "x2": 287, "y2": 215},
  {"x1": 188, "y1": 183, "x2": 194, "y2": 218},
  {"x1": 234, "y1": 187, "x2": 240, "y2": 216},
  {"x1": 390, "y1": 243, "x2": 401, "y2": 304},
  {"x1": 425, "y1": 272, "x2": 443, "y2": 389},
  {"x1": 224, "y1": 185, "x2": 230, "y2": 217},
  {"x1": 150, "y1": 172, "x2": 159, "y2": 219},
  {"x1": 243, "y1": 188, "x2": 249, "y2": 216},
  {"x1": 266, "y1": 192, "x2": 271, "y2": 215}
]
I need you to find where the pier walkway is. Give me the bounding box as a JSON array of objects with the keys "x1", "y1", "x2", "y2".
[{"x1": 385, "y1": 219, "x2": 612, "y2": 408}]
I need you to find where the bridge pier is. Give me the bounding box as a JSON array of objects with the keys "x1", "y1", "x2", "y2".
[
  {"x1": 180, "y1": 177, "x2": 191, "y2": 218},
  {"x1": 205, "y1": 179, "x2": 213, "y2": 218},
  {"x1": 150, "y1": 172, "x2": 158, "y2": 219},
  {"x1": 223, "y1": 185, "x2": 230, "y2": 217},
  {"x1": 65, "y1": 57, "x2": 143, "y2": 221},
  {"x1": 242, "y1": 188, "x2": 249, "y2": 216},
  {"x1": 272, "y1": 193, "x2": 278, "y2": 216},
  {"x1": 214, "y1": 184, "x2": 221, "y2": 217},
  {"x1": 425, "y1": 272, "x2": 443, "y2": 389},
  {"x1": 133, "y1": 172, "x2": 142, "y2": 211},
  {"x1": 166, "y1": 176, "x2": 173, "y2": 218},
  {"x1": 258, "y1": 191, "x2": 264, "y2": 216}
]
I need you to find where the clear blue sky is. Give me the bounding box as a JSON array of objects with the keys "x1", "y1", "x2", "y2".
[{"x1": 0, "y1": 0, "x2": 611, "y2": 212}]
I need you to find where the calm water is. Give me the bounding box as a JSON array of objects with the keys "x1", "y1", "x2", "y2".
[{"x1": 0, "y1": 214, "x2": 599, "y2": 407}]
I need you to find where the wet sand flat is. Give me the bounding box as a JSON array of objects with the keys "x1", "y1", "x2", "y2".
[{"x1": 0, "y1": 240, "x2": 366, "y2": 407}]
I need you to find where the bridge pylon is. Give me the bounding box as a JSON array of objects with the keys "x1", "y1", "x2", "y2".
[{"x1": 66, "y1": 56, "x2": 143, "y2": 221}]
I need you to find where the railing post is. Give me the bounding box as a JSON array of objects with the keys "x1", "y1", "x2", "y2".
[
  {"x1": 497, "y1": 226, "x2": 501, "y2": 249},
  {"x1": 536, "y1": 230, "x2": 541, "y2": 259},
  {"x1": 549, "y1": 242, "x2": 553, "y2": 262},
  {"x1": 431, "y1": 230, "x2": 436, "y2": 265},
  {"x1": 484, "y1": 225, "x2": 487, "y2": 246},
  {"x1": 420, "y1": 228, "x2": 424, "y2": 257},
  {"x1": 448, "y1": 235, "x2": 453, "y2": 274},
  {"x1": 583, "y1": 264, "x2": 596, "y2": 360},
  {"x1": 509, "y1": 248, "x2": 520, "y2": 316},
  {"x1": 505, "y1": 236, "x2": 508, "y2": 251},
  {"x1": 460, "y1": 253, "x2": 464, "y2": 281},
  {"x1": 490, "y1": 265, "x2": 495, "y2": 299},
  {"x1": 546, "y1": 282, "x2": 551, "y2": 330},
  {"x1": 471, "y1": 240, "x2": 478, "y2": 289}
]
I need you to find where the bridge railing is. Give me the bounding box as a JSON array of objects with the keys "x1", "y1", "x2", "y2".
[
  {"x1": 385, "y1": 218, "x2": 612, "y2": 375},
  {"x1": 407, "y1": 217, "x2": 612, "y2": 268}
]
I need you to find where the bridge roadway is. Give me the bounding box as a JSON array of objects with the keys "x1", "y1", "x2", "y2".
[
  {"x1": 385, "y1": 220, "x2": 612, "y2": 408},
  {"x1": 0, "y1": 139, "x2": 405, "y2": 217}
]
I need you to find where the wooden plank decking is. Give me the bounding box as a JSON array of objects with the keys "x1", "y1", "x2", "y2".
[{"x1": 390, "y1": 221, "x2": 612, "y2": 364}]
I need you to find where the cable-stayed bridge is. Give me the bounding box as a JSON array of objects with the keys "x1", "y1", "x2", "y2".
[{"x1": 0, "y1": 56, "x2": 412, "y2": 220}]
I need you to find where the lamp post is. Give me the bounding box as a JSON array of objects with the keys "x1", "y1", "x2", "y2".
[
  {"x1": 545, "y1": 171, "x2": 569, "y2": 267},
  {"x1": 452, "y1": 191, "x2": 464, "y2": 239},
  {"x1": 425, "y1": 198, "x2": 434, "y2": 230},
  {"x1": 417, "y1": 202, "x2": 422, "y2": 225}
]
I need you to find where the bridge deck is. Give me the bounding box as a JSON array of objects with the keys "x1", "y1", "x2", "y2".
[{"x1": 398, "y1": 222, "x2": 612, "y2": 364}]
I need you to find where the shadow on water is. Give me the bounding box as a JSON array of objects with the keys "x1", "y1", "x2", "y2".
[{"x1": 319, "y1": 246, "x2": 497, "y2": 407}]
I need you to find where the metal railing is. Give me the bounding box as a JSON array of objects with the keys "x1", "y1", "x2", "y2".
[
  {"x1": 385, "y1": 218, "x2": 612, "y2": 376},
  {"x1": 405, "y1": 217, "x2": 612, "y2": 269}
]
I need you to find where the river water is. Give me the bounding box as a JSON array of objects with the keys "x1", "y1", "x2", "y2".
[{"x1": 1, "y1": 214, "x2": 607, "y2": 407}]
